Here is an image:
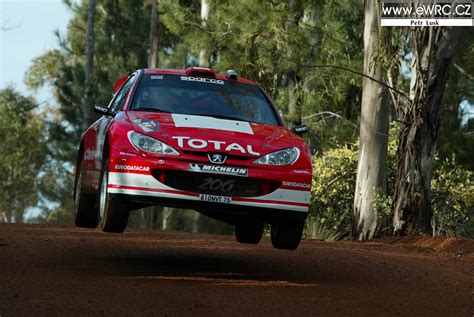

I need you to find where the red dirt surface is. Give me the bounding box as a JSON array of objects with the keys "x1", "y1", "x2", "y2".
[{"x1": 0, "y1": 223, "x2": 473, "y2": 316}]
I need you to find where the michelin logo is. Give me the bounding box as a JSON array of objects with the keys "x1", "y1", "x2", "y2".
[{"x1": 189, "y1": 163, "x2": 247, "y2": 177}]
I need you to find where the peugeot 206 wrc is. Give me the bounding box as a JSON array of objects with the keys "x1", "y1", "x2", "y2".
[{"x1": 74, "y1": 67, "x2": 312, "y2": 250}]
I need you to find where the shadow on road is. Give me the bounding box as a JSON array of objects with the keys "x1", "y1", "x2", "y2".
[{"x1": 99, "y1": 245, "x2": 316, "y2": 287}]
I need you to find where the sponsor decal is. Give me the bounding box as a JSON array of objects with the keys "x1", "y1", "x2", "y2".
[
  {"x1": 180, "y1": 76, "x2": 224, "y2": 85},
  {"x1": 150, "y1": 75, "x2": 163, "y2": 80},
  {"x1": 119, "y1": 151, "x2": 137, "y2": 157},
  {"x1": 208, "y1": 153, "x2": 227, "y2": 164},
  {"x1": 173, "y1": 136, "x2": 260, "y2": 156},
  {"x1": 282, "y1": 181, "x2": 311, "y2": 189},
  {"x1": 115, "y1": 165, "x2": 150, "y2": 172},
  {"x1": 84, "y1": 148, "x2": 95, "y2": 160},
  {"x1": 199, "y1": 177, "x2": 235, "y2": 193},
  {"x1": 133, "y1": 119, "x2": 159, "y2": 132},
  {"x1": 189, "y1": 163, "x2": 248, "y2": 177}
]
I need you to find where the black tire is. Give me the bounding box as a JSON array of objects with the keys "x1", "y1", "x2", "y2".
[
  {"x1": 74, "y1": 162, "x2": 99, "y2": 228},
  {"x1": 235, "y1": 222, "x2": 264, "y2": 244},
  {"x1": 270, "y1": 219, "x2": 305, "y2": 250},
  {"x1": 98, "y1": 159, "x2": 129, "y2": 233}
]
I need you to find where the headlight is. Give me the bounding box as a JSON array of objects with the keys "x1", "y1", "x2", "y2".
[
  {"x1": 128, "y1": 131, "x2": 179, "y2": 155},
  {"x1": 253, "y1": 147, "x2": 300, "y2": 165}
]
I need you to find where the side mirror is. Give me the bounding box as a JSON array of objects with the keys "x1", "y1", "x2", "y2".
[
  {"x1": 93, "y1": 104, "x2": 110, "y2": 116},
  {"x1": 291, "y1": 124, "x2": 309, "y2": 136}
]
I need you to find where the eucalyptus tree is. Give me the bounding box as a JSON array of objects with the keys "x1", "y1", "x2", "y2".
[
  {"x1": 392, "y1": 26, "x2": 459, "y2": 234},
  {"x1": 352, "y1": 0, "x2": 390, "y2": 240}
]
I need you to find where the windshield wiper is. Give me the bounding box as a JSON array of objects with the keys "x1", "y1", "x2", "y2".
[{"x1": 133, "y1": 107, "x2": 172, "y2": 113}]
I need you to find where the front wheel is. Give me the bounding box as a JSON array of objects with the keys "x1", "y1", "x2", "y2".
[
  {"x1": 74, "y1": 162, "x2": 99, "y2": 228},
  {"x1": 235, "y1": 222, "x2": 264, "y2": 244},
  {"x1": 98, "y1": 160, "x2": 129, "y2": 233},
  {"x1": 271, "y1": 219, "x2": 305, "y2": 250}
]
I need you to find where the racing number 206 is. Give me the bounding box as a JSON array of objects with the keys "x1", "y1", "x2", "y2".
[{"x1": 199, "y1": 177, "x2": 235, "y2": 193}]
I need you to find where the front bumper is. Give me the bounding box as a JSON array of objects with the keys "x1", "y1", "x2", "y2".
[{"x1": 107, "y1": 171, "x2": 310, "y2": 213}]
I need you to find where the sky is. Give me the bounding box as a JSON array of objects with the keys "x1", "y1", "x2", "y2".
[{"x1": 0, "y1": 0, "x2": 72, "y2": 101}]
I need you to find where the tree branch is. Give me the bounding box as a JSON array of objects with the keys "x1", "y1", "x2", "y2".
[
  {"x1": 300, "y1": 64, "x2": 412, "y2": 101},
  {"x1": 2, "y1": 18, "x2": 21, "y2": 31},
  {"x1": 453, "y1": 62, "x2": 474, "y2": 80}
]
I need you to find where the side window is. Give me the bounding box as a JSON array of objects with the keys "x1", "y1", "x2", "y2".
[{"x1": 109, "y1": 74, "x2": 137, "y2": 113}]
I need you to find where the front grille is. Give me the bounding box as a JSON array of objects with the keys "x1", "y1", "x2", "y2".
[
  {"x1": 152, "y1": 170, "x2": 279, "y2": 197},
  {"x1": 181, "y1": 150, "x2": 252, "y2": 162}
]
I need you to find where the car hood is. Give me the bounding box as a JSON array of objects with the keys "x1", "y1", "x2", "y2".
[{"x1": 126, "y1": 112, "x2": 301, "y2": 158}]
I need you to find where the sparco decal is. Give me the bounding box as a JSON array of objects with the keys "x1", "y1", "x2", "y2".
[
  {"x1": 173, "y1": 136, "x2": 260, "y2": 156},
  {"x1": 180, "y1": 76, "x2": 224, "y2": 85},
  {"x1": 115, "y1": 165, "x2": 150, "y2": 171},
  {"x1": 282, "y1": 181, "x2": 311, "y2": 189},
  {"x1": 189, "y1": 163, "x2": 248, "y2": 177}
]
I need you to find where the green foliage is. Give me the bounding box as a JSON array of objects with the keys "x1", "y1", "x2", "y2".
[
  {"x1": 0, "y1": 87, "x2": 47, "y2": 223},
  {"x1": 308, "y1": 145, "x2": 358, "y2": 239},
  {"x1": 308, "y1": 129, "x2": 473, "y2": 238},
  {"x1": 436, "y1": 30, "x2": 474, "y2": 170},
  {"x1": 161, "y1": 0, "x2": 364, "y2": 151},
  {"x1": 431, "y1": 157, "x2": 474, "y2": 237},
  {"x1": 304, "y1": 217, "x2": 346, "y2": 241}
]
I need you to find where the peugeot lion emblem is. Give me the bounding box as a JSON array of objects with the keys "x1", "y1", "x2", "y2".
[{"x1": 208, "y1": 153, "x2": 227, "y2": 164}]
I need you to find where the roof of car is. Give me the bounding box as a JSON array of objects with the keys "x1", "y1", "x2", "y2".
[{"x1": 143, "y1": 68, "x2": 257, "y2": 85}]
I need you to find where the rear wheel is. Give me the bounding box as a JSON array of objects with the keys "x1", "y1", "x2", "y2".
[
  {"x1": 74, "y1": 162, "x2": 99, "y2": 228},
  {"x1": 271, "y1": 219, "x2": 305, "y2": 250},
  {"x1": 235, "y1": 222, "x2": 264, "y2": 244},
  {"x1": 98, "y1": 160, "x2": 129, "y2": 233}
]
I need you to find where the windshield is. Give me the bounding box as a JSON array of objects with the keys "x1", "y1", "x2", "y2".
[{"x1": 130, "y1": 74, "x2": 279, "y2": 125}]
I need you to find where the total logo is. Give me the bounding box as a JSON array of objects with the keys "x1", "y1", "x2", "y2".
[{"x1": 172, "y1": 136, "x2": 260, "y2": 156}]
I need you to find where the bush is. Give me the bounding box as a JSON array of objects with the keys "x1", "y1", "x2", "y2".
[
  {"x1": 306, "y1": 145, "x2": 358, "y2": 240},
  {"x1": 307, "y1": 137, "x2": 474, "y2": 239},
  {"x1": 431, "y1": 157, "x2": 474, "y2": 237}
]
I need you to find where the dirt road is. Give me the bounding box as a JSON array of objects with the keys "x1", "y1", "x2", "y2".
[{"x1": 0, "y1": 223, "x2": 472, "y2": 316}]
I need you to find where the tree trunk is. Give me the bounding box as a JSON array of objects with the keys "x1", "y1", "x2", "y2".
[
  {"x1": 286, "y1": 0, "x2": 303, "y2": 124},
  {"x1": 192, "y1": 211, "x2": 200, "y2": 233},
  {"x1": 198, "y1": 0, "x2": 210, "y2": 67},
  {"x1": 392, "y1": 27, "x2": 458, "y2": 234},
  {"x1": 195, "y1": 0, "x2": 210, "y2": 232},
  {"x1": 143, "y1": 0, "x2": 161, "y2": 229},
  {"x1": 142, "y1": 206, "x2": 156, "y2": 229},
  {"x1": 83, "y1": 0, "x2": 96, "y2": 129},
  {"x1": 161, "y1": 207, "x2": 172, "y2": 230},
  {"x1": 148, "y1": 0, "x2": 160, "y2": 68},
  {"x1": 352, "y1": 0, "x2": 390, "y2": 241}
]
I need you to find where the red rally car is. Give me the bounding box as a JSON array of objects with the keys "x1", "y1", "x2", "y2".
[{"x1": 74, "y1": 67, "x2": 312, "y2": 250}]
